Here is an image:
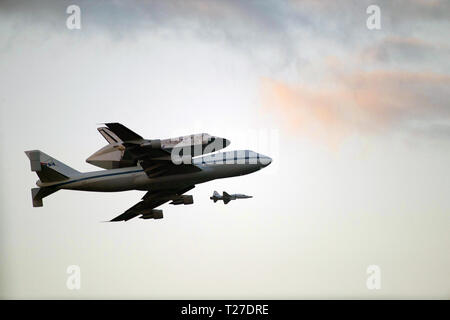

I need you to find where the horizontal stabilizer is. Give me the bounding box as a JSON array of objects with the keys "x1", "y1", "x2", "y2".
[
  {"x1": 31, "y1": 187, "x2": 58, "y2": 207},
  {"x1": 31, "y1": 188, "x2": 43, "y2": 207}
]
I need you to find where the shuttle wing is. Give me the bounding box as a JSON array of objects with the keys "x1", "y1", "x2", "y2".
[{"x1": 110, "y1": 185, "x2": 195, "y2": 221}]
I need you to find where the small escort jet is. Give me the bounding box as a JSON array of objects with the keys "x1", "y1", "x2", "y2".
[
  {"x1": 210, "y1": 191, "x2": 252, "y2": 204},
  {"x1": 25, "y1": 123, "x2": 271, "y2": 222}
]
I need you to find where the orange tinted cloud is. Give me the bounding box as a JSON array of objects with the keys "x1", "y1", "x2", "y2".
[{"x1": 261, "y1": 71, "x2": 450, "y2": 144}]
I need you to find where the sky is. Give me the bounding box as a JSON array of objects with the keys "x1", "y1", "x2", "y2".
[{"x1": 0, "y1": 0, "x2": 449, "y2": 298}]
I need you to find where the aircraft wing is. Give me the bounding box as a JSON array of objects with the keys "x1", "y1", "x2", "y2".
[
  {"x1": 104, "y1": 122, "x2": 202, "y2": 178},
  {"x1": 110, "y1": 185, "x2": 195, "y2": 222}
]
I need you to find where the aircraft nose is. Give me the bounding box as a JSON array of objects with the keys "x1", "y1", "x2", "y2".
[{"x1": 258, "y1": 154, "x2": 272, "y2": 167}]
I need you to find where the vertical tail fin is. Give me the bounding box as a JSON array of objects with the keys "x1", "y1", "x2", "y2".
[
  {"x1": 25, "y1": 150, "x2": 80, "y2": 182},
  {"x1": 222, "y1": 191, "x2": 231, "y2": 204},
  {"x1": 25, "y1": 150, "x2": 79, "y2": 207},
  {"x1": 97, "y1": 127, "x2": 122, "y2": 144}
]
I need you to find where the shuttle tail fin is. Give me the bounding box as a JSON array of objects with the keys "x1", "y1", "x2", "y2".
[{"x1": 97, "y1": 127, "x2": 122, "y2": 144}]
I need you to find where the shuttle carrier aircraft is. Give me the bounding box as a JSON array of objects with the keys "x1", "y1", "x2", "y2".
[{"x1": 25, "y1": 123, "x2": 271, "y2": 222}]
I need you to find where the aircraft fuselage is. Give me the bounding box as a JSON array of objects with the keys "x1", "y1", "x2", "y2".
[{"x1": 36, "y1": 151, "x2": 271, "y2": 193}]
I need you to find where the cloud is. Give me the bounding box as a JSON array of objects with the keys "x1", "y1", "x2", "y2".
[
  {"x1": 2, "y1": 0, "x2": 449, "y2": 72},
  {"x1": 261, "y1": 70, "x2": 450, "y2": 144},
  {"x1": 360, "y1": 37, "x2": 450, "y2": 71},
  {"x1": 0, "y1": 0, "x2": 304, "y2": 70},
  {"x1": 2, "y1": 0, "x2": 449, "y2": 145}
]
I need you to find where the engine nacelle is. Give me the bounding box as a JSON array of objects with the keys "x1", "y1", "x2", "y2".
[
  {"x1": 170, "y1": 195, "x2": 194, "y2": 205},
  {"x1": 152, "y1": 209, "x2": 163, "y2": 219},
  {"x1": 140, "y1": 209, "x2": 163, "y2": 220}
]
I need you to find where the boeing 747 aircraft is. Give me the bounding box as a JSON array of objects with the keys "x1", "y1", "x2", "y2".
[{"x1": 25, "y1": 123, "x2": 271, "y2": 221}]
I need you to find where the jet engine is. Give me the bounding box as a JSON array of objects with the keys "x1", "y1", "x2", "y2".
[
  {"x1": 170, "y1": 195, "x2": 194, "y2": 205},
  {"x1": 140, "y1": 209, "x2": 163, "y2": 219}
]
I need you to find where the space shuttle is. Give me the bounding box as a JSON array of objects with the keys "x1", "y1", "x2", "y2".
[{"x1": 86, "y1": 124, "x2": 230, "y2": 170}]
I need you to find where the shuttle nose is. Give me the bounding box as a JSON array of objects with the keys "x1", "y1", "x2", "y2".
[
  {"x1": 222, "y1": 138, "x2": 231, "y2": 148},
  {"x1": 210, "y1": 136, "x2": 230, "y2": 149},
  {"x1": 219, "y1": 137, "x2": 231, "y2": 148}
]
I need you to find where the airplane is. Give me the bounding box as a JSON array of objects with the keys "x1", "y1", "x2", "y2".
[
  {"x1": 25, "y1": 123, "x2": 272, "y2": 222},
  {"x1": 210, "y1": 191, "x2": 252, "y2": 204}
]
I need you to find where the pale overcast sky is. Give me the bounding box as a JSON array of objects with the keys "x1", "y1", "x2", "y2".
[{"x1": 0, "y1": 0, "x2": 449, "y2": 298}]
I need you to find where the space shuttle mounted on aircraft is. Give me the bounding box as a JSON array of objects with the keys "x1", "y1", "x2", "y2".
[{"x1": 25, "y1": 123, "x2": 271, "y2": 222}]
